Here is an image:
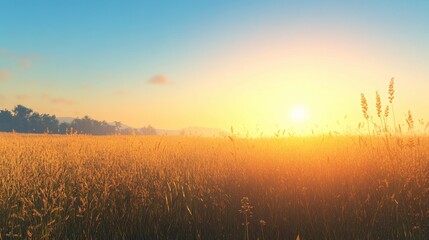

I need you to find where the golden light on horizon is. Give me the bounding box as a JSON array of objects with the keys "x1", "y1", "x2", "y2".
[{"x1": 291, "y1": 105, "x2": 309, "y2": 123}]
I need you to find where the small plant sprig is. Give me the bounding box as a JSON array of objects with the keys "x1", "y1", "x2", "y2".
[
  {"x1": 259, "y1": 220, "x2": 266, "y2": 240},
  {"x1": 239, "y1": 197, "x2": 253, "y2": 240},
  {"x1": 406, "y1": 110, "x2": 414, "y2": 132}
]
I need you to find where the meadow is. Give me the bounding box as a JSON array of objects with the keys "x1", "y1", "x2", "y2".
[{"x1": 0, "y1": 133, "x2": 428, "y2": 239}]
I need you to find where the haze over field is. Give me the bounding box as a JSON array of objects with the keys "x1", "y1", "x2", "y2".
[
  {"x1": 1, "y1": 1, "x2": 429, "y2": 135},
  {"x1": 2, "y1": 2, "x2": 429, "y2": 239}
]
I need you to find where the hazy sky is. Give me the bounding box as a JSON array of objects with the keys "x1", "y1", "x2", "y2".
[{"x1": 1, "y1": 1, "x2": 429, "y2": 134}]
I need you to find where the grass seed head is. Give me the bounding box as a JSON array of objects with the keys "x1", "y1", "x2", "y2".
[
  {"x1": 376, "y1": 91, "x2": 382, "y2": 118},
  {"x1": 384, "y1": 105, "x2": 389, "y2": 118},
  {"x1": 406, "y1": 110, "x2": 414, "y2": 130},
  {"x1": 360, "y1": 93, "x2": 369, "y2": 120},
  {"x1": 388, "y1": 78, "x2": 395, "y2": 104}
]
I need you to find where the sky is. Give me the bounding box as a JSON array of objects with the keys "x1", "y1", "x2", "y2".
[{"x1": 1, "y1": 1, "x2": 429, "y2": 135}]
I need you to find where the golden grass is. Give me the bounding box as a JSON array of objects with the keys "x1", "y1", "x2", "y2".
[{"x1": 0, "y1": 133, "x2": 428, "y2": 239}]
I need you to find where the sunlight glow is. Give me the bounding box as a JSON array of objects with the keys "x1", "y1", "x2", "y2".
[{"x1": 291, "y1": 105, "x2": 309, "y2": 123}]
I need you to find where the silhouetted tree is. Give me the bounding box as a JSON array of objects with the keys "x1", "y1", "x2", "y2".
[
  {"x1": 70, "y1": 116, "x2": 115, "y2": 135},
  {"x1": 59, "y1": 122, "x2": 71, "y2": 134},
  {"x1": 0, "y1": 105, "x2": 155, "y2": 136},
  {"x1": 41, "y1": 114, "x2": 59, "y2": 133},
  {"x1": 29, "y1": 112, "x2": 43, "y2": 133},
  {"x1": 71, "y1": 116, "x2": 92, "y2": 134},
  {"x1": 114, "y1": 121, "x2": 122, "y2": 134},
  {"x1": 99, "y1": 121, "x2": 115, "y2": 135},
  {"x1": 0, "y1": 110, "x2": 13, "y2": 132},
  {"x1": 0, "y1": 105, "x2": 60, "y2": 134},
  {"x1": 12, "y1": 105, "x2": 33, "y2": 132},
  {"x1": 140, "y1": 125, "x2": 157, "y2": 135},
  {"x1": 119, "y1": 128, "x2": 134, "y2": 135}
]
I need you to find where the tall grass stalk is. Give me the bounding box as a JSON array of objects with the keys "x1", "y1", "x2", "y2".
[
  {"x1": 361, "y1": 93, "x2": 370, "y2": 134},
  {"x1": 388, "y1": 78, "x2": 396, "y2": 133}
]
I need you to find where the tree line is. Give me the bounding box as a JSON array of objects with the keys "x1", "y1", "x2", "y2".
[{"x1": 0, "y1": 105, "x2": 156, "y2": 135}]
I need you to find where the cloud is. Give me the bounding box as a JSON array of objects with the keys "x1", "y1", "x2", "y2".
[
  {"x1": 41, "y1": 93, "x2": 50, "y2": 100},
  {"x1": 41, "y1": 94, "x2": 76, "y2": 105},
  {"x1": 0, "y1": 49, "x2": 38, "y2": 69},
  {"x1": 148, "y1": 75, "x2": 169, "y2": 85},
  {"x1": 79, "y1": 84, "x2": 93, "y2": 90},
  {"x1": 20, "y1": 59, "x2": 32, "y2": 68},
  {"x1": 0, "y1": 70, "x2": 11, "y2": 81},
  {"x1": 16, "y1": 95, "x2": 29, "y2": 100},
  {"x1": 115, "y1": 90, "x2": 127, "y2": 96},
  {"x1": 0, "y1": 48, "x2": 9, "y2": 57},
  {"x1": 50, "y1": 98, "x2": 75, "y2": 105}
]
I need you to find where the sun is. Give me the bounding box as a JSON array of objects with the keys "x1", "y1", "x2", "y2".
[{"x1": 291, "y1": 105, "x2": 309, "y2": 122}]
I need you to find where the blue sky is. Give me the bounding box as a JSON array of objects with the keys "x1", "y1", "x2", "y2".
[{"x1": 1, "y1": 1, "x2": 429, "y2": 132}]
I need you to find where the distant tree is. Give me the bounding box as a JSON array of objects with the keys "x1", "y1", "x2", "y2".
[
  {"x1": 100, "y1": 121, "x2": 115, "y2": 135},
  {"x1": 119, "y1": 128, "x2": 134, "y2": 135},
  {"x1": 140, "y1": 125, "x2": 157, "y2": 135},
  {"x1": 13, "y1": 105, "x2": 33, "y2": 118},
  {"x1": 70, "y1": 116, "x2": 116, "y2": 135},
  {"x1": 71, "y1": 116, "x2": 93, "y2": 134},
  {"x1": 114, "y1": 121, "x2": 122, "y2": 134},
  {"x1": 0, "y1": 110, "x2": 13, "y2": 132},
  {"x1": 29, "y1": 112, "x2": 43, "y2": 133},
  {"x1": 0, "y1": 105, "x2": 152, "y2": 136},
  {"x1": 41, "y1": 114, "x2": 59, "y2": 133},
  {"x1": 12, "y1": 105, "x2": 33, "y2": 132},
  {"x1": 59, "y1": 122, "x2": 71, "y2": 134}
]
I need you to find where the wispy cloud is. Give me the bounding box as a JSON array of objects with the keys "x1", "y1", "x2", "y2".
[
  {"x1": 148, "y1": 75, "x2": 169, "y2": 85},
  {"x1": 16, "y1": 95, "x2": 29, "y2": 101},
  {"x1": 79, "y1": 84, "x2": 93, "y2": 90},
  {"x1": 20, "y1": 59, "x2": 32, "y2": 68},
  {"x1": 50, "y1": 98, "x2": 75, "y2": 105},
  {"x1": 0, "y1": 70, "x2": 11, "y2": 81},
  {"x1": 0, "y1": 49, "x2": 39, "y2": 69},
  {"x1": 41, "y1": 94, "x2": 76, "y2": 105},
  {"x1": 115, "y1": 90, "x2": 127, "y2": 96},
  {"x1": 41, "y1": 94, "x2": 50, "y2": 100},
  {"x1": 0, "y1": 48, "x2": 9, "y2": 57}
]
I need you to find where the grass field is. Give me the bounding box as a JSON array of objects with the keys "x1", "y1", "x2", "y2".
[{"x1": 0, "y1": 133, "x2": 428, "y2": 239}]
